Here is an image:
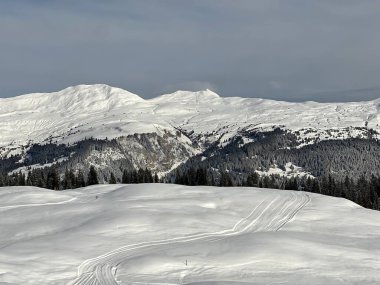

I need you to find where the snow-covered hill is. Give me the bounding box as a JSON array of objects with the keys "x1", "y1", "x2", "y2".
[
  {"x1": 0, "y1": 184, "x2": 379, "y2": 284},
  {"x1": 1, "y1": 84, "x2": 380, "y2": 158}
]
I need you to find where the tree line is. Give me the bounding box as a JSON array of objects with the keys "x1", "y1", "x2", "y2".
[
  {"x1": 174, "y1": 167, "x2": 380, "y2": 210},
  {"x1": 0, "y1": 166, "x2": 158, "y2": 190},
  {"x1": 1, "y1": 165, "x2": 379, "y2": 211}
]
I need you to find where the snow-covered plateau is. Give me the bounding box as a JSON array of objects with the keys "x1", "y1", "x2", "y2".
[
  {"x1": 1, "y1": 84, "x2": 380, "y2": 157},
  {"x1": 0, "y1": 184, "x2": 379, "y2": 285}
]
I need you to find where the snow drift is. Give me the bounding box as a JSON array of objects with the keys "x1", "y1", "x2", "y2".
[{"x1": 0, "y1": 184, "x2": 379, "y2": 284}]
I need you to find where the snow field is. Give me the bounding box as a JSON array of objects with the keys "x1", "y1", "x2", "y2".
[{"x1": 0, "y1": 184, "x2": 379, "y2": 285}]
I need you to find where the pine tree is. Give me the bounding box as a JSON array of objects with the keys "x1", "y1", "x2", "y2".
[
  {"x1": 46, "y1": 167, "x2": 60, "y2": 190},
  {"x1": 17, "y1": 172, "x2": 26, "y2": 186},
  {"x1": 36, "y1": 169, "x2": 45, "y2": 188},
  {"x1": 219, "y1": 172, "x2": 233, "y2": 187},
  {"x1": 76, "y1": 170, "x2": 86, "y2": 188},
  {"x1": 122, "y1": 170, "x2": 129, "y2": 183},
  {"x1": 109, "y1": 172, "x2": 117, "y2": 184},
  {"x1": 246, "y1": 172, "x2": 259, "y2": 187},
  {"x1": 311, "y1": 179, "x2": 320, "y2": 193},
  {"x1": 143, "y1": 168, "x2": 153, "y2": 183},
  {"x1": 87, "y1": 166, "x2": 99, "y2": 186},
  {"x1": 131, "y1": 170, "x2": 138, "y2": 183},
  {"x1": 196, "y1": 168, "x2": 208, "y2": 185},
  {"x1": 63, "y1": 169, "x2": 76, "y2": 189}
]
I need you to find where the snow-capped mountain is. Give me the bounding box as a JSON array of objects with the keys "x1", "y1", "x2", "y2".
[
  {"x1": 1, "y1": 84, "x2": 380, "y2": 178},
  {"x1": 1, "y1": 84, "x2": 380, "y2": 152}
]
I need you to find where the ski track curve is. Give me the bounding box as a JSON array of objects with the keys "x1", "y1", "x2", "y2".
[
  {"x1": 69, "y1": 191, "x2": 311, "y2": 285},
  {"x1": 0, "y1": 197, "x2": 77, "y2": 210},
  {"x1": 0, "y1": 187, "x2": 119, "y2": 211}
]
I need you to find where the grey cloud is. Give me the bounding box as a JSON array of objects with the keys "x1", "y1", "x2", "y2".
[{"x1": 0, "y1": 0, "x2": 380, "y2": 102}]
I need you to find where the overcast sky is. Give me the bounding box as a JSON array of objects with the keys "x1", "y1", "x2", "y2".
[{"x1": 1, "y1": 0, "x2": 380, "y2": 102}]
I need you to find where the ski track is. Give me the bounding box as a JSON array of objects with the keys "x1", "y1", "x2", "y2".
[
  {"x1": 69, "y1": 191, "x2": 311, "y2": 285},
  {"x1": 0, "y1": 197, "x2": 77, "y2": 210},
  {"x1": 0, "y1": 187, "x2": 117, "y2": 211}
]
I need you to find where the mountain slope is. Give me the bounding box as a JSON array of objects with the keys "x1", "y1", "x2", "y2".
[
  {"x1": 0, "y1": 184, "x2": 379, "y2": 284},
  {"x1": 1, "y1": 84, "x2": 380, "y2": 179},
  {"x1": 1, "y1": 84, "x2": 380, "y2": 155}
]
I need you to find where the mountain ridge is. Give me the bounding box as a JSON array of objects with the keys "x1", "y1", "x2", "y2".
[
  {"x1": 1, "y1": 84, "x2": 380, "y2": 182},
  {"x1": 3, "y1": 83, "x2": 380, "y2": 104},
  {"x1": 1, "y1": 83, "x2": 380, "y2": 151}
]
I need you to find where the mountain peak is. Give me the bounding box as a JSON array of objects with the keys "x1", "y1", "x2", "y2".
[
  {"x1": 153, "y1": 89, "x2": 221, "y2": 103},
  {"x1": 198, "y1": 89, "x2": 220, "y2": 98},
  {"x1": 0, "y1": 84, "x2": 144, "y2": 116},
  {"x1": 57, "y1": 84, "x2": 143, "y2": 101}
]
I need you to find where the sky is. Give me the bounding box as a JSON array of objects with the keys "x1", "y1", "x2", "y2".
[{"x1": 1, "y1": 0, "x2": 380, "y2": 102}]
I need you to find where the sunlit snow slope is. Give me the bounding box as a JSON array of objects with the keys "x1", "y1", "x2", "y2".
[
  {"x1": 0, "y1": 184, "x2": 379, "y2": 285},
  {"x1": 1, "y1": 84, "x2": 380, "y2": 157}
]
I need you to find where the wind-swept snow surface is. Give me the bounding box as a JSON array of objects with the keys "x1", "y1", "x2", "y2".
[{"x1": 0, "y1": 184, "x2": 379, "y2": 285}]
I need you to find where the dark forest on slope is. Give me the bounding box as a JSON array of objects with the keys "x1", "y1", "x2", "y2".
[{"x1": 1, "y1": 129, "x2": 380, "y2": 211}]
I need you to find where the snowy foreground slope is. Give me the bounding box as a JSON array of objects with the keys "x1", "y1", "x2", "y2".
[{"x1": 0, "y1": 185, "x2": 379, "y2": 285}]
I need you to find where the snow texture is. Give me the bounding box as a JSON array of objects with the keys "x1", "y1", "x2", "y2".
[
  {"x1": 1, "y1": 84, "x2": 380, "y2": 157},
  {"x1": 255, "y1": 162, "x2": 314, "y2": 178},
  {"x1": 0, "y1": 184, "x2": 379, "y2": 284}
]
